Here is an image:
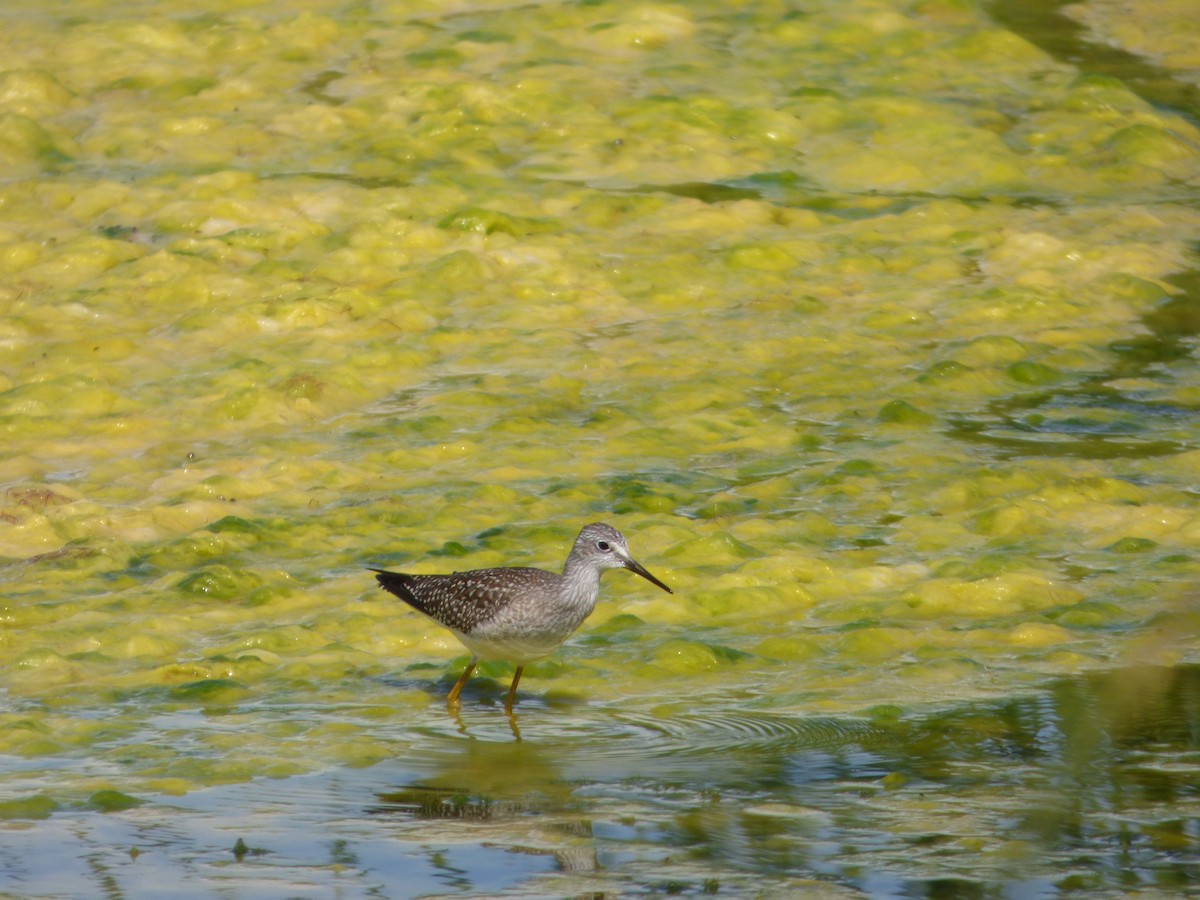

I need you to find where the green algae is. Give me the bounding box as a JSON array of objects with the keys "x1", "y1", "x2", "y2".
[
  {"x1": 0, "y1": 0, "x2": 1196, "y2": 883},
  {"x1": 0, "y1": 794, "x2": 58, "y2": 820},
  {"x1": 86, "y1": 789, "x2": 143, "y2": 812}
]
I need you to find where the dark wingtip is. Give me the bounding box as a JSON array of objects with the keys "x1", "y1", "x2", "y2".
[
  {"x1": 367, "y1": 567, "x2": 393, "y2": 587},
  {"x1": 370, "y1": 569, "x2": 402, "y2": 586},
  {"x1": 367, "y1": 568, "x2": 423, "y2": 609}
]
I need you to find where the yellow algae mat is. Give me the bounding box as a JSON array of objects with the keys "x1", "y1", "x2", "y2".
[{"x1": 1, "y1": 0, "x2": 1199, "y2": 894}]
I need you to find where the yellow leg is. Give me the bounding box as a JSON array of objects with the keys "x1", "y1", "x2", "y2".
[
  {"x1": 446, "y1": 657, "x2": 478, "y2": 707},
  {"x1": 504, "y1": 665, "x2": 524, "y2": 714}
]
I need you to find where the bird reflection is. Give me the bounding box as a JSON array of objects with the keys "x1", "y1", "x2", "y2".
[{"x1": 367, "y1": 729, "x2": 597, "y2": 876}]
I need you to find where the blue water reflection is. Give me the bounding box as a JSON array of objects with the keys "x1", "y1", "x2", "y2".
[
  {"x1": 353, "y1": 664, "x2": 1199, "y2": 897},
  {"x1": 2, "y1": 665, "x2": 1196, "y2": 897}
]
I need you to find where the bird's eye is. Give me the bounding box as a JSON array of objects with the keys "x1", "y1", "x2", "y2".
[{"x1": 597, "y1": 541, "x2": 611, "y2": 552}]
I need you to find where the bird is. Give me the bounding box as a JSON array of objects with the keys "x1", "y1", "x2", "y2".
[{"x1": 369, "y1": 522, "x2": 672, "y2": 713}]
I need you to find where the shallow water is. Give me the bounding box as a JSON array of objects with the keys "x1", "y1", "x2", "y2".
[
  {"x1": 3, "y1": 664, "x2": 1198, "y2": 897},
  {"x1": 2, "y1": 0, "x2": 1200, "y2": 894}
]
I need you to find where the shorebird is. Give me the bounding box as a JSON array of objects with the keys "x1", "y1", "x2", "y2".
[{"x1": 369, "y1": 522, "x2": 672, "y2": 712}]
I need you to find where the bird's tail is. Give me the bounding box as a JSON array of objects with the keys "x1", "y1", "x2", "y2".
[{"x1": 367, "y1": 567, "x2": 423, "y2": 610}]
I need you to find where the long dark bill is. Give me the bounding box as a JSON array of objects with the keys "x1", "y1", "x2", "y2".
[{"x1": 624, "y1": 558, "x2": 673, "y2": 594}]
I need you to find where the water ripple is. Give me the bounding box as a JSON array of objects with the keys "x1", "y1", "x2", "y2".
[
  {"x1": 610, "y1": 711, "x2": 882, "y2": 758},
  {"x1": 407, "y1": 707, "x2": 886, "y2": 768}
]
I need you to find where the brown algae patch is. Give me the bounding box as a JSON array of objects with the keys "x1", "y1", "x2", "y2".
[{"x1": 0, "y1": 0, "x2": 1199, "y2": 801}]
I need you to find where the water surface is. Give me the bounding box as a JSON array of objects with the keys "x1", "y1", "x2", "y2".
[{"x1": 2, "y1": 0, "x2": 1200, "y2": 894}]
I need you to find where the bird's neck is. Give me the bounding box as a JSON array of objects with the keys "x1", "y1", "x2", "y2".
[{"x1": 560, "y1": 559, "x2": 602, "y2": 610}]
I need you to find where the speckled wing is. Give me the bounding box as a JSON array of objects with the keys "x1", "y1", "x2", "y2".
[{"x1": 369, "y1": 567, "x2": 558, "y2": 635}]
